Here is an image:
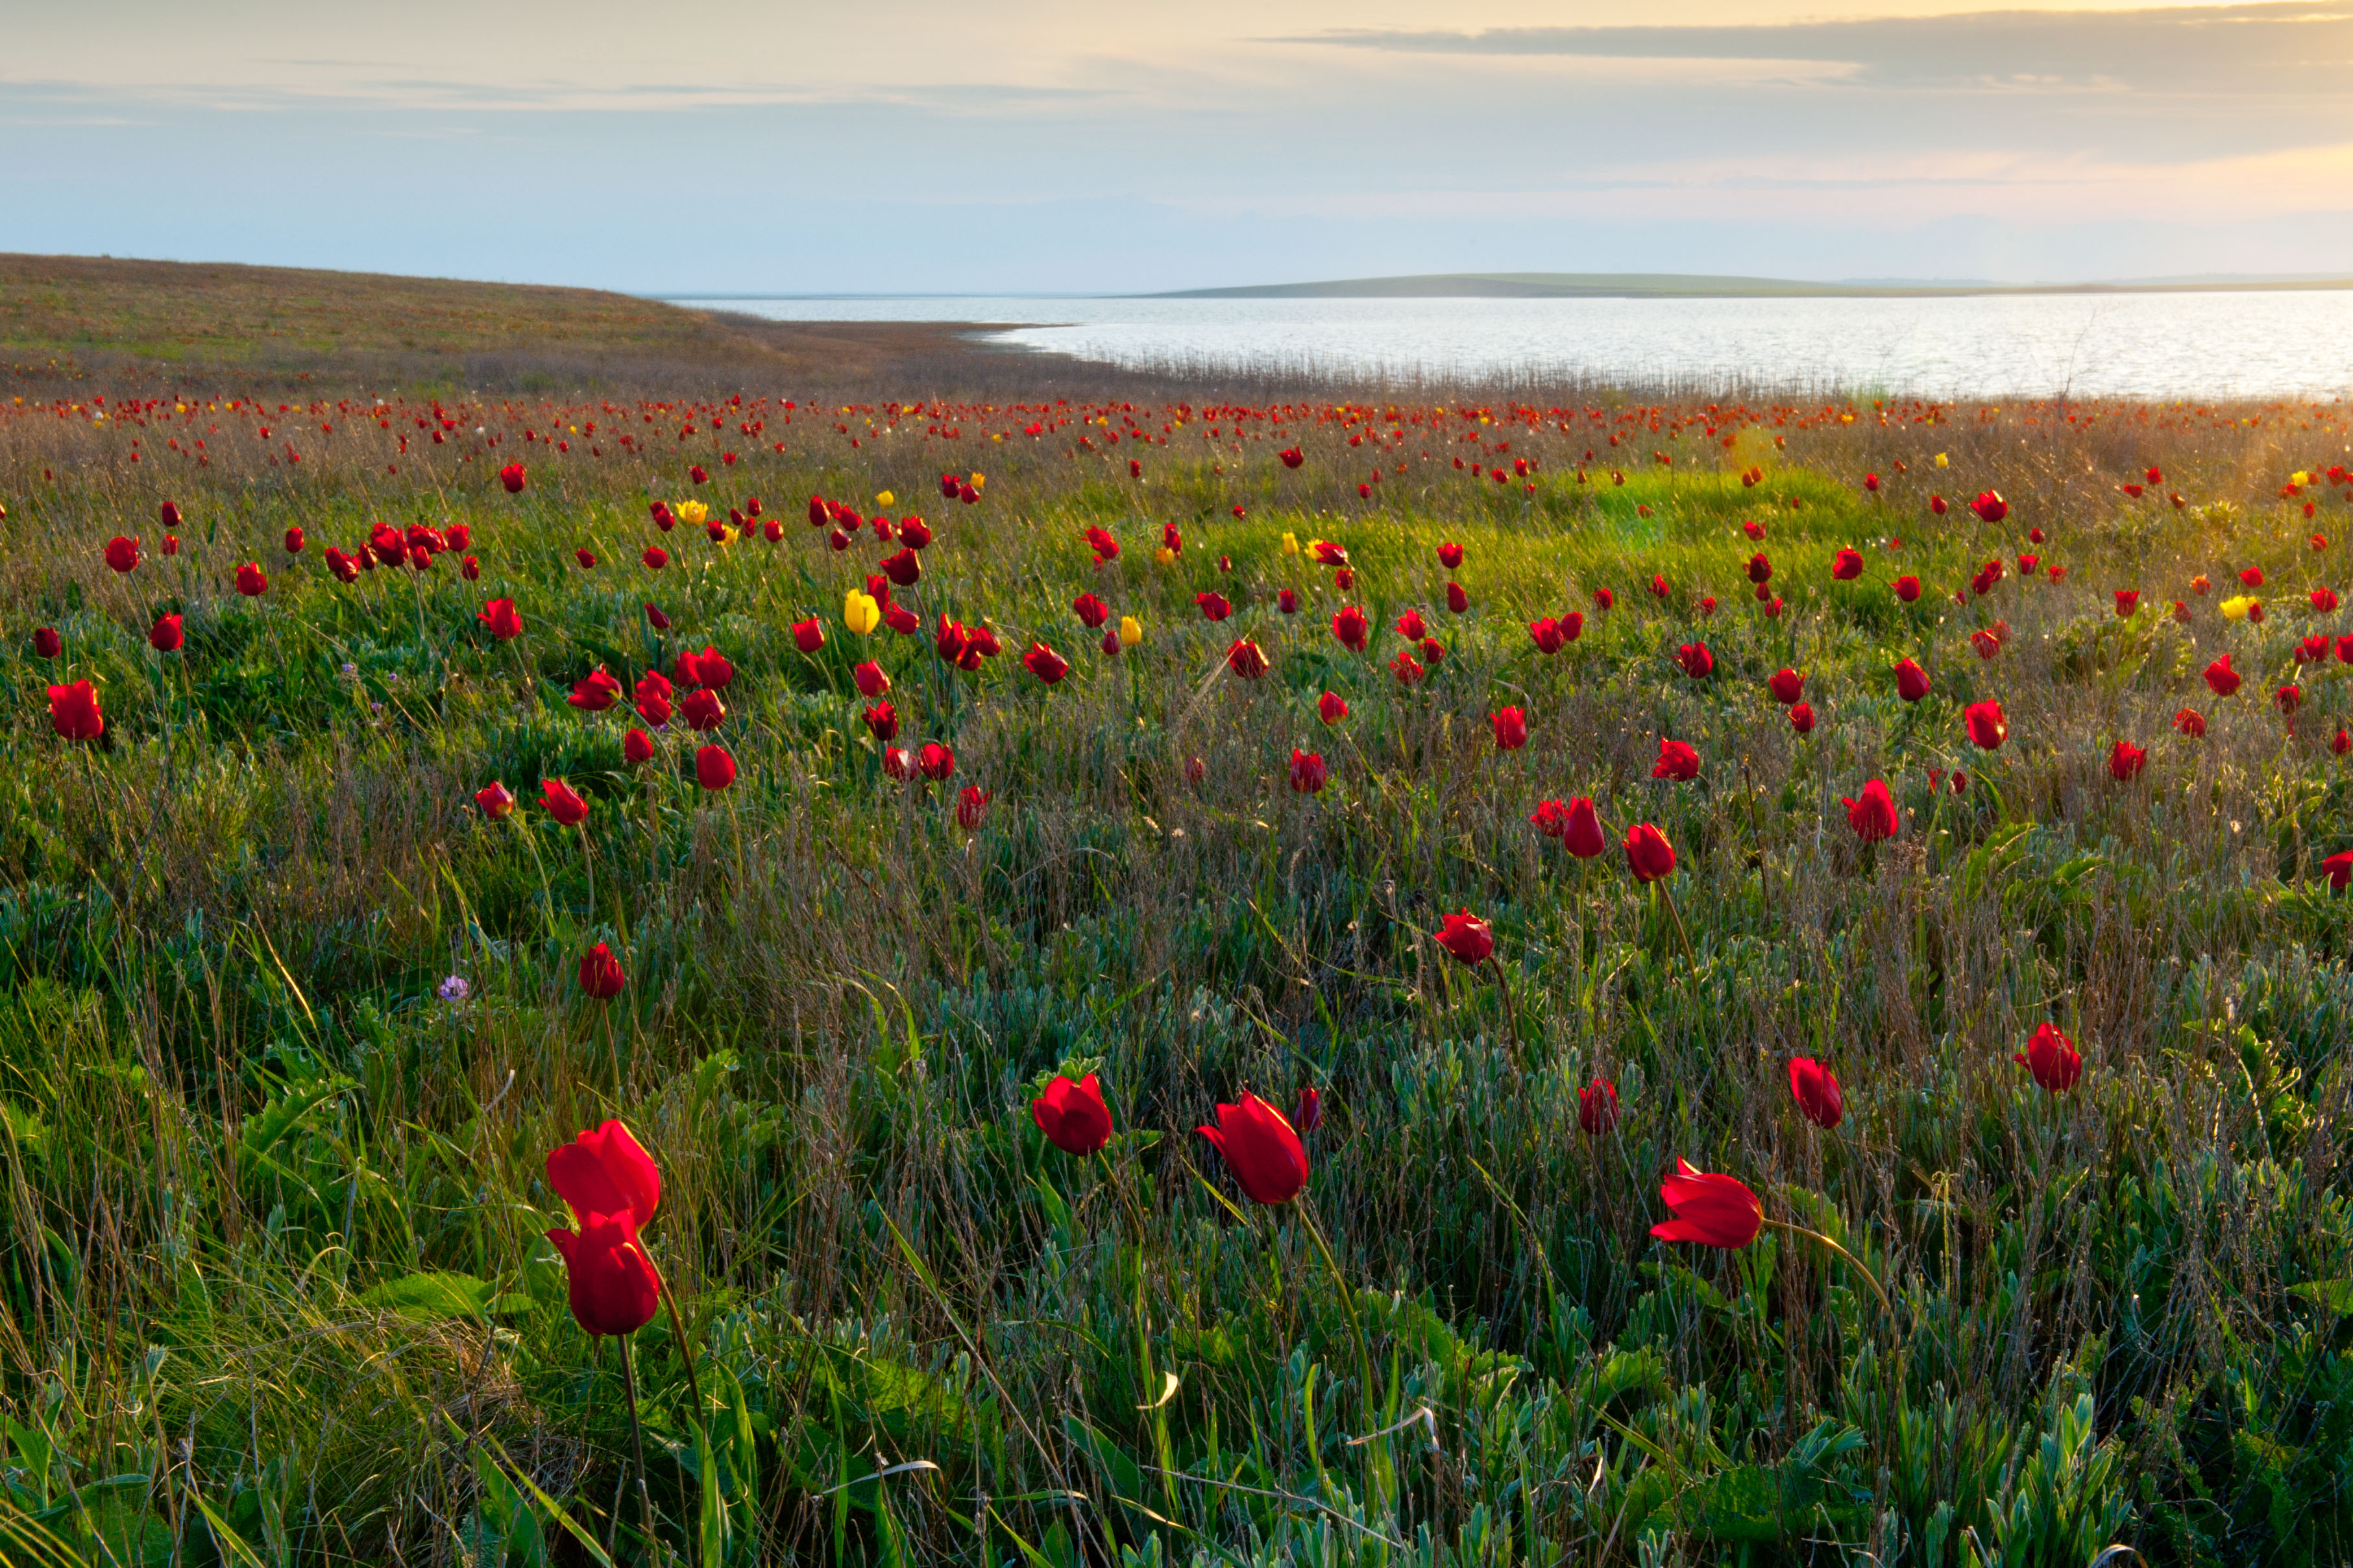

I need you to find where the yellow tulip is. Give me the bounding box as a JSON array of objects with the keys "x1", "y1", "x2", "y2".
[
  {"x1": 2219, "y1": 595, "x2": 2256, "y2": 621},
  {"x1": 2292, "y1": 471, "x2": 2310, "y2": 487},
  {"x1": 844, "y1": 590, "x2": 881, "y2": 634},
  {"x1": 1280, "y1": 532, "x2": 1300, "y2": 555},
  {"x1": 1933, "y1": 453, "x2": 1949, "y2": 468},
  {"x1": 875, "y1": 490, "x2": 896, "y2": 507},
  {"x1": 1154, "y1": 546, "x2": 1176, "y2": 566},
  {"x1": 1119, "y1": 615, "x2": 1143, "y2": 646},
  {"x1": 970, "y1": 473, "x2": 986, "y2": 488},
  {"x1": 676, "y1": 500, "x2": 709, "y2": 525}
]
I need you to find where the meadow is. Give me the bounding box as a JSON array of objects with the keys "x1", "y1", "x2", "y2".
[{"x1": 2, "y1": 352, "x2": 2352, "y2": 1567}]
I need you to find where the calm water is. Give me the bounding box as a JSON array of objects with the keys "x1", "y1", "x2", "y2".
[{"x1": 685, "y1": 291, "x2": 2353, "y2": 400}]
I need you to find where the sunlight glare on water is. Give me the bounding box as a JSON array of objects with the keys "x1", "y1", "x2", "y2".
[{"x1": 691, "y1": 291, "x2": 2353, "y2": 399}]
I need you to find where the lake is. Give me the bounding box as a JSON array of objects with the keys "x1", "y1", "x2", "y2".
[{"x1": 682, "y1": 291, "x2": 2353, "y2": 400}]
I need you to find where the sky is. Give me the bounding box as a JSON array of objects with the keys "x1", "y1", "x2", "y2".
[{"x1": 5, "y1": 0, "x2": 2350, "y2": 293}]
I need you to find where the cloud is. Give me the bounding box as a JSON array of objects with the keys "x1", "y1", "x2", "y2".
[{"x1": 1282, "y1": 1, "x2": 2353, "y2": 95}]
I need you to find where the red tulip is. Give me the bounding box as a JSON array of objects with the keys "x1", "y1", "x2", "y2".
[
  {"x1": 2276, "y1": 684, "x2": 2302, "y2": 716},
  {"x1": 1788, "y1": 1058, "x2": 1844, "y2": 1129},
  {"x1": 1968, "y1": 491, "x2": 2007, "y2": 524},
  {"x1": 2311, "y1": 586, "x2": 2339, "y2": 613},
  {"x1": 284, "y1": 526, "x2": 306, "y2": 555},
  {"x1": 1434, "y1": 909, "x2": 1493, "y2": 965},
  {"x1": 853, "y1": 661, "x2": 891, "y2": 700},
  {"x1": 1578, "y1": 1078, "x2": 1619, "y2": 1134},
  {"x1": 2173, "y1": 708, "x2": 2208, "y2": 737},
  {"x1": 499, "y1": 463, "x2": 527, "y2": 494},
  {"x1": 1332, "y1": 605, "x2": 1369, "y2": 652},
  {"x1": 882, "y1": 746, "x2": 913, "y2": 779},
  {"x1": 1833, "y1": 547, "x2": 1864, "y2": 581},
  {"x1": 545, "y1": 1209, "x2": 659, "y2": 1336},
  {"x1": 641, "y1": 545, "x2": 669, "y2": 571},
  {"x1": 1747, "y1": 553, "x2": 1772, "y2": 585},
  {"x1": 1023, "y1": 642, "x2": 1071, "y2": 685},
  {"x1": 2014, "y1": 1022, "x2": 2081, "y2": 1092},
  {"x1": 919, "y1": 742, "x2": 955, "y2": 781},
  {"x1": 1196, "y1": 592, "x2": 1232, "y2": 622},
  {"x1": 1437, "y1": 542, "x2": 1464, "y2": 569},
  {"x1": 568, "y1": 668, "x2": 622, "y2": 712},
  {"x1": 2239, "y1": 566, "x2": 2265, "y2": 589},
  {"x1": 2324, "y1": 850, "x2": 2353, "y2": 892},
  {"x1": 1226, "y1": 639, "x2": 1269, "y2": 680},
  {"x1": 1964, "y1": 701, "x2": 2006, "y2": 750},
  {"x1": 1318, "y1": 691, "x2": 1348, "y2": 724},
  {"x1": 1073, "y1": 592, "x2": 1110, "y2": 629},
  {"x1": 149, "y1": 613, "x2": 184, "y2": 652},
  {"x1": 1277, "y1": 588, "x2": 1300, "y2": 614},
  {"x1": 1652, "y1": 739, "x2": 1700, "y2": 781},
  {"x1": 46, "y1": 681, "x2": 103, "y2": 741},
  {"x1": 31, "y1": 628, "x2": 60, "y2": 659},
  {"x1": 578, "y1": 941, "x2": 625, "y2": 998},
  {"x1": 1894, "y1": 575, "x2": 1921, "y2": 602},
  {"x1": 105, "y1": 536, "x2": 141, "y2": 573},
  {"x1": 624, "y1": 728, "x2": 655, "y2": 765},
  {"x1": 1032, "y1": 1074, "x2": 1112, "y2": 1155},
  {"x1": 160, "y1": 500, "x2": 182, "y2": 528},
  {"x1": 1650, "y1": 1159, "x2": 1762, "y2": 1248},
  {"x1": 1294, "y1": 1086, "x2": 1323, "y2": 1132},
  {"x1": 1675, "y1": 642, "x2": 1713, "y2": 679},
  {"x1": 955, "y1": 785, "x2": 992, "y2": 828},
  {"x1": 476, "y1": 782, "x2": 516, "y2": 818},
  {"x1": 1529, "y1": 799, "x2": 1570, "y2": 839},
  {"x1": 881, "y1": 548, "x2": 921, "y2": 587},
  {"x1": 1650, "y1": 574, "x2": 1669, "y2": 600},
  {"x1": 1280, "y1": 447, "x2": 1304, "y2": 468},
  {"x1": 548, "y1": 1119, "x2": 661, "y2": 1224},
  {"x1": 862, "y1": 701, "x2": 900, "y2": 742},
  {"x1": 1841, "y1": 779, "x2": 1897, "y2": 841},
  {"x1": 1395, "y1": 608, "x2": 1427, "y2": 640},
  {"x1": 1790, "y1": 702, "x2": 1816, "y2": 734},
  {"x1": 2114, "y1": 590, "x2": 2140, "y2": 618},
  {"x1": 1767, "y1": 669, "x2": 1804, "y2": 705},
  {"x1": 479, "y1": 598, "x2": 522, "y2": 640},
  {"x1": 1196, "y1": 1092, "x2": 1308, "y2": 1205},
  {"x1": 1492, "y1": 706, "x2": 1528, "y2": 751},
  {"x1": 1894, "y1": 658, "x2": 1930, "y2": 703},
  {"x1": 1446, "y1": 581, "x2": 1469, "y2": 614},
  {"x1": 540, "y1": 778, "x2": 590, "y2": 825},
  {"x1": 235, "y1": 562, "x2": 268, "y2": 597},
  {"x1": 695, "y1": 745, "x2": 736, "y2": 790},
  {"x1": 2203, "y1": 655, "x2": 2241, "y2": 697},
  {"x1": 1624, "y1": 821, "x2": 1676, "y2": 882},
  {"x1": 1289, "y1": 748, "x2": 1328, "y2": 793},
  {"x1": 680, "y1": 688, "x2": 725, "y2": 731},
  {"x1": 792, "y1": 617, "x2": 824, "y2": 654},
  {"x1": 1551, "y1": 797, "x2": 1607, "y2": 858},
  {"x1": 1528, "y1": 616, "x2": 1565, "y2": 654},
  {"x1": 2108, "y1": 740, "x2": 2147, "y2": 781}
]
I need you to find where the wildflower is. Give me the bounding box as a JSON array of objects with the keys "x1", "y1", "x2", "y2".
[
  {"x1": 2014, "y1": 1022, "x2": 2082, "y2": 1092},
  {"x1": 1788, "y1": 1058, "x2": 1844, "y2": 1128},
  {"x1": 1196, "y1": 1093, "x2": 1308, "y2": 1205},
  {"x1": 1650, "y1": 1161, "x2": 1762, "y2": 1248},
  {"x1": 1032, "y1": 1075, "x2": 1112, "y2": 1155}
]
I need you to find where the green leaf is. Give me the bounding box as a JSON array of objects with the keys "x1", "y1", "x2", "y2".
[
  {"x1": 359, "y1": 1271, "x2": 496, "y2": 1320},
  {"x1": 2288, "y1": 1279, "x2": 2353, "y2": 1316}
]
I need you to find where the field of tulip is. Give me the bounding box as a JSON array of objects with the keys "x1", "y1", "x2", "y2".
[{"x1": 3, "y1": 372, "x2": 2352, "y2": 1566}]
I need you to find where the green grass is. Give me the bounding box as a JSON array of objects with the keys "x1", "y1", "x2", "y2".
[{"x1": 2, "y1": 383, "x2": 2353, "y2": 1565}]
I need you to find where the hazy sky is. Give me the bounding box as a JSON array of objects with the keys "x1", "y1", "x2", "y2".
[{"x1": 6, "y1": 0, "x2": 2349, "y2": 291}]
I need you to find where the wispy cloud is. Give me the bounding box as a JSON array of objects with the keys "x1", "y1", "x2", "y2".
[{"x1": 1280, "y1": 1, "x2": 2353, "y2": 94}]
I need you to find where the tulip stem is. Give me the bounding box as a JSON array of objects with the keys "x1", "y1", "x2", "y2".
[
  {"x1": 1297, "y1": 1200, "x2": 1376, "y2": 1425},
  {"x1": 1483, "y1": 952, "x2": 1524, "y2": 1067},
  {"x1": 659, "y1": 1280, "x2": 707, "y2": 1423},
  {"x1": 1758, "y1": 1217, "x2": 1893, "y2": 1320},
  {"x1": 617, "y1": 1332, "x2": 658, "y2": 1550},
  {"x1": 1656, "y1": 882, "x2": 1698, "y2": 969}
]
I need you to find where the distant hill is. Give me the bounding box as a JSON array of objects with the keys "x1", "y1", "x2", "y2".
[{"x1": 1153, "y1": 271, "x2": 2353, "y2": 300}]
